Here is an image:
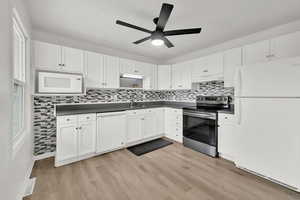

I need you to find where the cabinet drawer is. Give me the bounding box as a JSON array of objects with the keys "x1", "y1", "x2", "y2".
[
  {"x1": 57, "y1": 115, "x2": 77, "y2": 124},
  {"x1": 78, "y1": 114, "x2": 96, "y2": 122},
  {"x1": 218, "y1": 113, "x2": 236, "y2": 125},
  {"x1": 126, "y1": 110, "x2": 144, "y2": 116}
]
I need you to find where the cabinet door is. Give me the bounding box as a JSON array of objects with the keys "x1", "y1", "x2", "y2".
[
  {"x1": 62, "y1": 46, "x2": 85, "y2": 73},
  {"x1": 56, "y1": 123, "x2": 78, "y2": 162},
  {"x1": 103, "y1": 55, "x2": 120, "y2": 88},
  {"x1": 126, "y1": 113, "x2": 143, "y2": 144},
  {"x1": 33, "y1": 41, "x2": 61, "y2": 70},
  {"x1": 172, "y1": 63, "x2": 191, "y2": 89},
  {"x1": 156, "y1": 108, "x2": 165, "y2": 134},
  {"x1": 85, "y1": 51, "x2": 104, "y2": 88},
  {"x1": 97, "y1": 112, "x2": 126, "y2": 153},
  {"x1": 157, "y1": 65, "x2": 172, "y2": 90},
  {"x1": 140, "y1": 62, "x2": 155, "y2": 89},
  {"x1": 119, "y1": 58, "x2": 137, "y2": 74},
  {"x1": 78, "y1": 120, "x2": 96, "y2": 156},
  {"x1": 165, "y1": 108, "x2": 177, "y2": 140},
  {"x1": 223, "y1": 48, "x2": 242, "y2": 87},
  {"x1": 218, "y1": 125, "x2": 236, "y2": 161},
  {"x1": 142, "y1": 109, "x2": 157, "y2": 139},
  {"x1": 243, "y1": 40, "x2": 270, "y2": 65},
  {"x1": 271, "y1": 31, "x2": 300, "y2": 60}
]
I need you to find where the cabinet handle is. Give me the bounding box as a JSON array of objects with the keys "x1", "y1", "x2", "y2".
[
  {"x1": 134, "y1": 70, "x2": 139, "y2": 73},
  {"x1": 203, "y1": 70, "x2": 208, "y2": 73},
  {"x1": 66, "y1": 119, "x2": 70, "y2": 121}
]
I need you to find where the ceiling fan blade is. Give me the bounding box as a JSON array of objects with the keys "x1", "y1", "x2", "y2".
[
  {"x1": 133, "y1": 36, "x2": 151, "y2": 44},
  {"x1": 161, "y1": 37, "x2": 174, "y2": 48},
  {"x1": 164, "y1": 28, "x2": 202, "y2": 36},
  {"x1": 156, "y1": 3, "x2": 174, "y2": 31},
  {"x1": 116, "y1": 20, "x2": 152, "y2": 34}
]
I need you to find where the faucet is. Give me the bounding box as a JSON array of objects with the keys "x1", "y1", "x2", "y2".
[{"x1": 130, "y1": 95, "x2": 136, "y2": 108}]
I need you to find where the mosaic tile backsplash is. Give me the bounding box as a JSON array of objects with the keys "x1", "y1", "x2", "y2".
[{"x1": 33, "y1": 80, "x2": 234, "y2": 155}]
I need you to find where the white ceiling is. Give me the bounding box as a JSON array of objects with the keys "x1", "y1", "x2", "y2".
[{"x1": 27, "y1": 0, "x2": 300, "y2": 62}]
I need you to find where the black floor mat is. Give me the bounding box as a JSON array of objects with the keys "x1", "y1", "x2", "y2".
[{"x1": 127, "y1": 138, "x2": 173, "y2": 156}]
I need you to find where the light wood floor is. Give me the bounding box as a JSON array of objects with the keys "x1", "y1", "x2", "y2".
[{"x1": 25, "y1": 141, "x2": 300, "y2": 200}]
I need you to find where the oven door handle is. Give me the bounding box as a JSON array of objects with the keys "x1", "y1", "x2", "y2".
[{"x1": 183, "y1": 111, "x2": 216, "y2": 120}]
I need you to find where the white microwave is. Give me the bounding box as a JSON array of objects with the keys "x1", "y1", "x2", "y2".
[{"x1": 37, "y1": 71, "x2": 84, "y2": 94}]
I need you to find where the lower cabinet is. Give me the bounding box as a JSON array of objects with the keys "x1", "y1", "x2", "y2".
[
  {"x1": 55, "y1": 107, "x2": 183, "y2": 167},
  {"x1": 126, "y1": 110, "x2": 144, "y2": 144},
  {"x1": 218, "y1": 113, "x2": 237, "y2": 162},
  {"x1": 126, "y1": 108, "x2": 164, "y2": 146},
  {"x1": 96, "y1": 111, "x2": 126, "y2": 153},
  {"x1": 55, "y1": 114, "x2": 96, "y2": 167},
  {"x1": 165, "y1": 108, "x2": 183, "y2": 143}
]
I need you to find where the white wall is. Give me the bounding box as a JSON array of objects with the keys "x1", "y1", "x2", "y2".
[
  {"x1": 164, "y1": 19, "x2": 300, "y2": 64},
  {"x1": 0, "y1": 0, "x2": 34, "y2": 199},
  {"x1": 32, "y1": 29, "x2": 160, "y2": 64}
]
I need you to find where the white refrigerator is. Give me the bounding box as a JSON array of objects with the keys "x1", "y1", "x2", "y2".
[{"x1": 235, "y1": 57, "x2": 300, "y2": 191}]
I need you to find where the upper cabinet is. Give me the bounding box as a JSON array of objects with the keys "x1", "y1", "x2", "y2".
[
  {"x1": 33, "y1": 41, "x2": 61, "y2": 70},
  {"x1": 243, "y1": 31, "x2": 300, "y2": 65},
  {"x1": 223, "y1": 47, "x2": 242, "y2": 87},
  {"x1": 103, "y1": 55, "x2": 120, "y2": 88},
  {"x1": 243, "y1": 40, "x2": 270, "y2": 65},
  {"x1": 85, "y1": 51, "x2": 104, "y2": 88},
  {"x1": 172, "y1": 61, "x2": 192, "y2": 89},
  {"x1": 85, "y1": 51, "x2": 119, "y2": 89},
  {"x1": 33, "y1": 41, "x2": 84, "y2": 73},
  {"x1": 120, "y1": 58, "x2": 141, "y2": 75},
  {"x1": 270, "y1": 31, "x2": 300, "y2": 60},
  {"x1": 191, "y1": 53, "x2": 223, "y2": 82},
  {"x1": 62, "y1": 46, "x2": 85, "y2": 73},
  {"x1": 157, "y1": 65, "x2": 172, "y2": 90}
]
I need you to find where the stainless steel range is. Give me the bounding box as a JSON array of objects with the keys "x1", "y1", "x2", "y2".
[{"x1": 183, "y1": 96, "x2": 230, "y2": 157}]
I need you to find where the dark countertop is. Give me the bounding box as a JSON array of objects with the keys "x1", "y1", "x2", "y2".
[{"x1": 55, "y1": 101, "x2": 234, "y2": 116}]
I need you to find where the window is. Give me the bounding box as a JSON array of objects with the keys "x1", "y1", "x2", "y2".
[{"x1": 12, "y1": 9, "x2": 27, "y2": 142}]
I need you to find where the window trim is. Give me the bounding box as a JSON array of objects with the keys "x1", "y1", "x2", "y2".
[{"x1": 11, "y1": 8, "x2": 29, "y2": 155}]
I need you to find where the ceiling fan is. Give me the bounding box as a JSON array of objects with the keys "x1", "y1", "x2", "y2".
[{"x1": 116, "y1": 3, "x2": 202, "y2": 48}]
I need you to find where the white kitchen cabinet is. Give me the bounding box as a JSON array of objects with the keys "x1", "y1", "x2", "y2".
[
  {"x1": 243, "y1": 40, "x2": 271, "y2": 65},
  {"x1": 103, "y1": 55, "x2": 120, "y2": 88},
  {"x1": 56, "y1": 123, "x2": 78, "y2": 162},
  {"x1": 120, "y1": 58, "x2": 141, "y2": 75},
  {"x1": 55, "y1": 113, "x2": 96, "y2": 167},
  {"x1": 223, "y1": 48, "x2": 242, "y2": 87},
  {"x1": 165, "y1": 108, "x2": 183, "y2": 143},
  {"x1": 78, "y1": 120, "x2": 97, "y2": 156},
  {"x1": 126, "y1": 110, "x2": 144, "y2": 144},
  {"x1": 156, "y1": 108, "x2": 165, "y2": 135},
  {"x1": 191, "y1": 53, "x2": 223, "y2": 82},
  {"x1": 172, "y1": 62, "x2": 191, "y2": 89},
  {"x1": 218, "y1": 113, "x2": 237, "y2": 162},
  {"x1": 62, "y1": 46, "x2": 85, "y2": 73},
  {"x1": 270, "y1": 31, "x2": 300, "y2": 61},
  {"x1": 142, "y1": 109, "x2": 157, "y2": 139},
  {"x1": 85, "y1": 51, "x2": 104, "y2": 88},
  {"x1": 96, "y1": 112, "x2": 126, "y2": 153},
  {"x1": 157, "y1": 65, "x2": 172, "y2": 90},
  {"x1": 139, "y1": 62, "x2": 155, "y2": 89},
  {"x1": 33, "y1": 41, "x2": 61, "y2": 70},
  {"x1": 85, "y1": 52, "x2": 119, "y2": 88},
  {"x1": 34, "y1": 40, "x2": 85, "y2": 73}
]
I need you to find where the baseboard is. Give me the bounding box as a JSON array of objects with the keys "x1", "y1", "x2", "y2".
[
  {"x1": 16, "y1": 158, "x2": 35, "y2": 200},
  {"x1": 34, "y1": 152, "x2": 55, "y2": 161},
  {"x1": 236, "y1": 165, "x2": 299, "y2": 192}
]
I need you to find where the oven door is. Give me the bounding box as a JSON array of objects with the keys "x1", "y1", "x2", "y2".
[{"x1": 183, "y1": 111, "x2": 218, "y2": 156}]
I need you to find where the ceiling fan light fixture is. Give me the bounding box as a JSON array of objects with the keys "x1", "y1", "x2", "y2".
[{"x1": 151, "y1": 38, "x2": 164, "y2": 46}]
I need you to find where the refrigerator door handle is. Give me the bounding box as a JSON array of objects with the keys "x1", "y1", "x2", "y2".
[{"x1": 237, "y1": 98, "x2": 242, "y2": 125}]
